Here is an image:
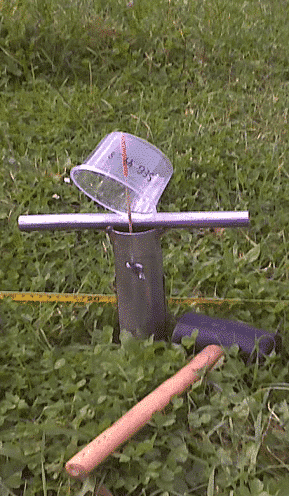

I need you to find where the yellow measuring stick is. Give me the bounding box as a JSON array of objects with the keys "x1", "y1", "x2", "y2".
[
  {"x1": 0, "y1": 291, "x2": 287, "y2": 306},
  {"x1": 0, "y1": 291, "x2": 116, "y2": 304}
]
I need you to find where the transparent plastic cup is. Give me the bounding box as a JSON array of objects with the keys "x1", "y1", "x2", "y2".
[{"x1": 70, "y1": 132, "x2": 173, "y2": 215}]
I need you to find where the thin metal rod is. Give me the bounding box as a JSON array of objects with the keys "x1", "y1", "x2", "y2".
[
  {"x1": 18, "y1": 211, "x2": 249, "y2": 232},
  {"x1": 121, "y1": 133, "x2": 133, "y2": 233}
]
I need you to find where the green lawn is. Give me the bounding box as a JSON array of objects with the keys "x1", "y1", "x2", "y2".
[{"x1": 0, "y1": 0, "x2": 289, "y2": 494}]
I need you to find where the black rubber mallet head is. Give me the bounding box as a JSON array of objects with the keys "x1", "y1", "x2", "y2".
[{"x1": 172, "y1": 312, "x2": 282, "y2": 363}]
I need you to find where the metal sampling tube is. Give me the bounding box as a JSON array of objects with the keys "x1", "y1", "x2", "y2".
[
  {"x1": 18, "y1": 211, "x2": 249, "y2": 232},
  {"x1": 108, "y1": 228, "x2": 168, "y2": 340},
  {"x1": 18, "y1": 210, "x2": 250, "y2": 339}
]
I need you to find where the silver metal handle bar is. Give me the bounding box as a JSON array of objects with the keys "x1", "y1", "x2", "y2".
[{"x1": 18, "y1": 211, "x2": 249, "y2": 231}]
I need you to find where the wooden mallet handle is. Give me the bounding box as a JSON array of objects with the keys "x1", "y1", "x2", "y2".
[{"x1": 66, "y1": 344, "x2": 224, "y2": 478}]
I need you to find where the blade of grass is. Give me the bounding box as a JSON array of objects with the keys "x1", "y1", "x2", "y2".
[{"x1": 41, "y1": 432, "x2": 47, "y2": 496}]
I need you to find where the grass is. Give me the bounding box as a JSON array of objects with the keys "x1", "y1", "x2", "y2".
[{"x1": 0, "y1": 0, "x2": 289, "y2": 494}]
